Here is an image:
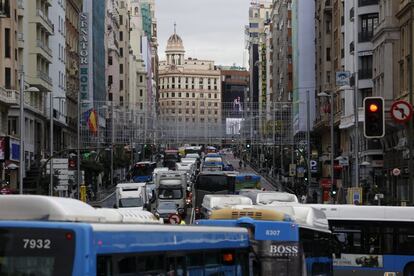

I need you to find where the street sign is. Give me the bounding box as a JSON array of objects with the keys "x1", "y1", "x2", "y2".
[
  {"x1": 336, "y1": 71, "x2": 351, "y2": 86},
  {"x1": 168, "y1": 214, "x2": 181, "y2": 224},
  {"x1": 338, "y1": 157, "x2": 349, "y2": 166},
  {"x1": 310, "y1": 160, "x2": 318, "y2": 173},
  {"x1": 347, "y1": 187, "x2": 363, "y2": 205},
  {"x1": 390, "y1": 100, "x2": 413, "y2": 124},
  {"x1": 392, "y1": 168, "x2": 401, "y2": 176}
]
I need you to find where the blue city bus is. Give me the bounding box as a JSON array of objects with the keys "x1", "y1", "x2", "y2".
[
  {"x1": 129, "y1": 161, "x2": 157, "y2": 182},
  {"x1": 0, "y1": 195, "x2": 250, "y2": 275},
  {"x1": 231, "y1": 173, "x2": 261, "y2": 192},
  {"x1": 197, "y1": 205, "x2": 335, "y2": 276},
  {"x1": 310, "y1": 204, "x2": 414, "y2": 276}
]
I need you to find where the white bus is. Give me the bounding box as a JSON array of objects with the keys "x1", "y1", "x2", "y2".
[{"x1": 310, "y1": 204, "x2": 414, "y2": 276}]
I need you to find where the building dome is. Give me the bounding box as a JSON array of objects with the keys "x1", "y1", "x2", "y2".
[{"x1": 166, "y1": 33, "x2": 185, "y2": 53}]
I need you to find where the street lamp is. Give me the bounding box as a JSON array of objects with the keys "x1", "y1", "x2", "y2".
[
  {"x1": 19, "y1": 74, "x2": 40, "y2": 194},
  {"x1": 318, "y1": 91, "x2": 335, "y2": 202}
]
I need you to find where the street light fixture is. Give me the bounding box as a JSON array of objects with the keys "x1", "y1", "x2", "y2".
[
  {"x1": 318, "y1": 91, "x2": 335, "y2": 202},
  {"x1": 19, "y1": 75, "x2": 40, "y2": 194}
]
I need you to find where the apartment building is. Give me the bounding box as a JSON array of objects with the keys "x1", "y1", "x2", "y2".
[{"x1": 66, "y1": 0, "x2": 82, "y2": 147}]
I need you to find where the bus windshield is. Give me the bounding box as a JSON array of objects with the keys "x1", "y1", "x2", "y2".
[
  {"x1": 119, "y1": 197, "x2": 144, "y2": 208},
  {"x1": 0, "y1": 227, "x2": 75, "y2": 276}
]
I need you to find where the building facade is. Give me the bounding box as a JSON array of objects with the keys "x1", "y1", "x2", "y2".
[
  {"x1": 158, "y1": 32, "x2": 222, "y2": 145},
  {"x1": 105, "y1": 0, "x2": 121, "y2": 105},
  {"x1": 66, "y1": 0, "x2": 82, "y2": 148},
  {"x1": 50, "y1": 0, "x2": 68, "y2": 152},
  {"x1": 0, "y1": 0, "x2": 21, "y2": 187}
]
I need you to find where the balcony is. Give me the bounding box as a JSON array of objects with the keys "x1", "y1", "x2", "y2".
[
  {"x1": 37, "y1": 70, "x2": 52, "y2": 86},
  {"x1": 358, "y1": 32, "x2": 373, "y2": 43},
  {"x1": 17, "y1": 32, "x2": 24, "y2": 48},
  {"x1": 358, "y1": 69, "x2": 372, "y2": 80},
  {"x1": 36, "y1": 9, "x2": 54, "y2": 34},
  {"x1": 0, "y1": 86, "x2": 18, "y2": 105},
  {"x1": 36, "y1": 40, "x2": 52, "y2": 58},
  {"x1": 358, "y1": 0, "x2": 379, "y2": 7}
]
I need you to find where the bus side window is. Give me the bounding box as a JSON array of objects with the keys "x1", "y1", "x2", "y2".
[
  {"x1": 97, "y1": 256, "x2": 112, "y2": 276},
  {"x1": 397, "y1": 226, "x2": 414, "y2": 255}
]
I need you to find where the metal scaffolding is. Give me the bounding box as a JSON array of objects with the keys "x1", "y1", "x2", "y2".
[{"x1": 79, "y1": 101, "x2": 299, "y2": 147}]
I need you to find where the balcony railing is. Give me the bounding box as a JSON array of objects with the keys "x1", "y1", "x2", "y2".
[
  {"x1": 36, "y1": 9, "x2": 54, "y2": 33},
  {"x1": 0, "y1": 86, "x2": 18, "y2": 105},
  {"x1": 17, "y1": 32, "x2": 24, "y2": 41},
  {"x1": 37, "y1": 70, "x2": 52, "y2": 86},
  {"x1": 358, "y1": 69, "x2": 373, "y2": 80},
  {"x1": 358, "y1": 0, "x2": 379, "y2": 7},
  {"x1": 36, "y1": 40, "x2": 52, "y2": 57}
]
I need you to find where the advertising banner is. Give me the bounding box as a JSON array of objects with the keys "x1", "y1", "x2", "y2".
[{"x1": 334, "y1": 254, "x2": 383, "y2": 268}]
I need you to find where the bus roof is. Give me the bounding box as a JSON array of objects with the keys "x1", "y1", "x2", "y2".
[
  {"x1": 92, "y1": 224, "x2": 249, "y2": 253},
  {"x1": 202, "y1": 195, "x2": 253, "y2": 209},
  {"x1": 95, "y1": 209, "x2": 161, "y2": 224},
  {"x1": 309, "y1": 204, "x2": 414, "y2": 222},
  {"x1": 0, "y1": 195, "x2": 160, "y2": 224},
  {"x1": 210, "y1": 204, "x2": 330, "y2": 233}
]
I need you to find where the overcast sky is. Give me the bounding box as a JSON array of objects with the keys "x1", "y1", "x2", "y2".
[{"x1": 155, "y1": 0, "x2": 251, "y2": 67}]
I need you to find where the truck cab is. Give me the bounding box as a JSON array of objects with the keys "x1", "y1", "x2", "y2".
[
  {"x1": 153, "y1": 171, "x2": 187, "y2": 221},
  {"x1": 115, "y1": 183, "x2": 149, "y2": 211}
]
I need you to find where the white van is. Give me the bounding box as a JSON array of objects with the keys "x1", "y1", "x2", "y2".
[
  {"x1": 239, "y1": 189, "x2": 299, "y2": 205},
  {"x1": 200, "y1": 195, "x2": 253, "y2": 218},
  {"x1": 115, "y1": 183, "x2": 149, "y2": 210}
]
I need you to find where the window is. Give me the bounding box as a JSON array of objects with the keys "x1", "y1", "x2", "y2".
[
  {"x1": 4, "y1": 68, "x2": 11, "y2": 89},
  {"x1": 108, "y1": 75, "x2": 113, "y2": 86},
  {"x1": 140, "y1": 75, "x2": 143, "y2": 83},
  {"x1": 4, "y1": 28, "x2": 10, "y2": 58},
  {"x1": 119, "y1": 15, "x2": 123, "y2": 25},
  {"x1": 120, "y1": 31, "x2": 123, "y2": 41},
  {"x1": 359, "y1": 55, "x2": 373, "y2": 79},
  {"x1": 120, "y1": 80, "x2": 123, "y2": 90},
  {"x1": 140, "y1": 89, "x2": 143, "y2": 97},
  {"x1": 119, "y1": 64, "x2": 123, "y2": 74},
  {"x1": 359, "y1": 14, "x2": 379, "y2": 42},
  {"x1": 120, "y1": 48, "x2": 123, "y2": 57},
  {"x1": 326, "y1": 48, "x2": 331, "y2": 61},
  {"x1": 8, "y1": 117, "x2": 17, "y2": 136}
]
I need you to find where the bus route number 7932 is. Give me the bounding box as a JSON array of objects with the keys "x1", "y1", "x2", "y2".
[{"x1": 22, "y1": 239, "x2": 51, "y2": 249}]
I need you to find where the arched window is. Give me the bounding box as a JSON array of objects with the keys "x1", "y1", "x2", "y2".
[{"x1": 134, "y1": 7, "x2": 139, "y2": 15}]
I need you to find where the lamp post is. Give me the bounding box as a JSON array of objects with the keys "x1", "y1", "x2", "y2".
[
  {"x1": 19, "y1": 73, "x2": 40, "y2": 194},
  {"x1": 318, "y1": 91, "x2": 334, "y2": 202}
]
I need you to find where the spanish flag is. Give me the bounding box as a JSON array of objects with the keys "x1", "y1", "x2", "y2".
[{"x1": 88, "y1": 109, "x2": 98, "y2": 135}]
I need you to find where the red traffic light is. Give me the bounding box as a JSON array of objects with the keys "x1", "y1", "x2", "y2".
[{"x1": 369, "y1": 104, "x2": 379, "y2": 112}]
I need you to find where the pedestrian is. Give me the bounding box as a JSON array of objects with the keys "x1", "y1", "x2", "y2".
[
  {"x1": 243, "y1": 161, "x2": 247, "y2": 169},
  {"x1": 239, "y1": 160, "x2": 243, "y2": 169}
]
